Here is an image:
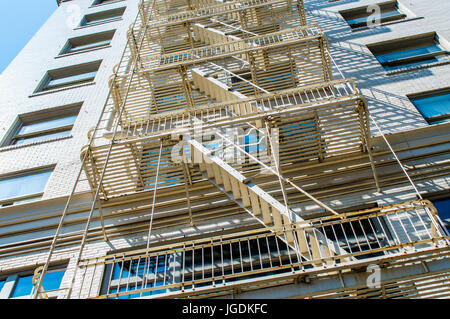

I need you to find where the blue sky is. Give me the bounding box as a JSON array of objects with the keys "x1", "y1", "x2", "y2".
[{"x1": 0, "y1": 1, "x2": 57, "y2": 73}]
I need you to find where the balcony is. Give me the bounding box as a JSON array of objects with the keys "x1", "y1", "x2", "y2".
[{"x1": 73, "y1": 200, "x2": 449, "y2": 299}]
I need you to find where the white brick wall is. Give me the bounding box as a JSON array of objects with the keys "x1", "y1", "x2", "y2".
[
  {"x1": 307, "y1": 0, "x2": 450, "y2": 134},
  {"x1": 0, "y1": 0, "x2": 139, "y2": 199},
  {"x1": 0, "y1": 0, "x2": 449, "y2": 299}
]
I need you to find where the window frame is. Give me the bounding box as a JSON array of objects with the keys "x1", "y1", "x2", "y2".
[
  {"x1": 0, "y1": 167, "x2": 54, "y2": 208},
  {"x1": 0, "y1": 264, "x2": 67, "y2": 299},
  {"x1": 100, "y1": 253, "x2": 172, "y2": 298},
  {"x1": 35, "y1": 61, "x2": 101, "y2": 93},
  {"x1": 91, "y1": 0, "x2": 126, "y2": 7},
  {"x1": 423, "y1": 191, "x2": 450, "y2": 232},
  {"x1": 367, "y1": 32, "x2": 450, "y2": 72},
  {"x1": 79, "y1": 7, "x2": 126, "y2": 28},
  {"x1": 340, "y1": 1, "x2": 407, "y2": 30},
  {"x1": 3, "y1": 104, "x2": 82, "y2": 147},
  {"x1": 60, "y1": 30, "x2": 115, "y2": 56},
  {"x1": 408, "y1": 87, "x2": 450, "y2": 125}
]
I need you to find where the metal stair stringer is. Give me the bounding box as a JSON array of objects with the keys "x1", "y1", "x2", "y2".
[{"x1": 187, "y1": 137, "x2": 354, "y2": 265}]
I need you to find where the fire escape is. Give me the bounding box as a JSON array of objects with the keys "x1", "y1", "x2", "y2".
[{"x1": 32, "y1": 0, "x2": 450, "y2": 299}]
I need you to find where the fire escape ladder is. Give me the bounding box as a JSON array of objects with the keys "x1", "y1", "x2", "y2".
[{"x1": 187, "y1": 136, "x2": 352, "y2": 263}]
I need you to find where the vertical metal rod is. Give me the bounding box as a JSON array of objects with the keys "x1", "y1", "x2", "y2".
[
  {"x1": 141, "y1": 140, "x2": 164, "y2": 296},
  {"x1": 34, "y1": 0, "x2": 158, "y2": 300}
]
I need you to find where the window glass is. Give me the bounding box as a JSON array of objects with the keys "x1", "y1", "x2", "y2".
[
  {"x1": 347, "y1": 9, "x2": 403, "y2": 28},
  {"x1": 341, "y1": 2, "x2": 406, "y2": 29},
  {"x1": 94, "y1": 0, "x2": 120, "y2": 4},
  {"x1": 81, "y1": 8, "x2": 125, "y2": 26},
  {"x1": 0, "y1": 170, "x2": 52, "y2": 203},
  {"x1": 14, "y1": 131, "x2": 71, "y2": 146},
  {"x1": 410, "y1": 90, "x2": 450, "y2": 124},
  {"x1": 369, "y1": 34, "x2": 450, "y2": 71},
  {"x1": 45, "y1": 71, "x2": 97, "y2": 91},
  {"x1": 0, "y1": 279, "x2": 5, "y2": 292},
  {"x1": 67, "y1": 39, "x2": 111, "y2": 54},
  {"x1": 11, "y1": 269, "x2": 65, "y2": 298},
  {"x1": 18, "y1": 115, "x2": 77, "y2": 136},
  {"x1": 36, "y1": 61, "x2": 101, "y2": 93},
  {"x1": 105, "y1": 256, "x2": 168, "y2": 298},
  {"x1": 376, "y1": 44, "x2": 446, "y2": 71},
  {"x1": 5, "y1": 108, "x2": 80, "y2": 147},
  {"x1": 433, "y1": 198, "x2": 450, "y2": 229},
  {"x1": 83, "y1": 16, "x2": 117, "y2": 26}
]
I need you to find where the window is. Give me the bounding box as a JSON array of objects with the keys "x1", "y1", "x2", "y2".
[
  {"x1": 80, "y1": 7, "x2": 126, "y2": 27},
  {"x1": 0, "y1": 266, "x2": 66, "y2": 299},
  {"x1": 4, "y1": 104, "x2": 81, "y2": 146},
  {"x1": 37, "y1": 61, "x2": 101, "y2": 92},
  {"x1": 409, "y1": 88, "x2": 450, "y2": 125},
  {"x1": 432, "y1": 199, "x2": 450, "y2": 230},
  {"x1": 60, "y1": 30, "x2": 115, "y2": 55},
  {"x1": 0, "y1": 169, "x2": 52, "y2": 207},
  {"x1": 340, "y1": 1, "x2": 407, "y2": 29},
  {"x1": 100, "y1": 236, "x2": 297, "y2": 299},
  {"x1": 101, "y1": 255, "x2": 170, "y2": 299},
  {"x1": 368, "y1": 33, "x2": 450, "y2": 72},
  {"x1": 92, "y1": 0, "x2": 124, "y2": 5}
]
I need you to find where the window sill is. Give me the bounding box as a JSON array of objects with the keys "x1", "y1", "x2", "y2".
[
  {"x1": 385, "y1": 59, "x2": 450, "y2": 76},
  {"x1": 74, "y1": 18, "x2": 123, "y2": 30},
  {"x1": 350, "y1": 16, "x2": 424, "y2": 32},
  {"x1": 56, "y1": 45, "x2": 112, "y2": 59},
  {"x1": 0, "y1": 134, "x2": 73, "y2": 152},
  {"x1": 30, "y1": 82, "x2": 96, "y2": 98},
  {"x1": 0, "y1": 192, "x2": 43, "y2": 208}
]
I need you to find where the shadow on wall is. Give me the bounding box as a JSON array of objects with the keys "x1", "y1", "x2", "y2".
[
  {"x1": 306, "y1": 8, "x2": 393, "y2": 40},
  {"x1": 304, "y1": 8, "x2": 431, "y2": 134},
  {"x1": 304, "y1": 0, "x2": 360, "y2": 11}
]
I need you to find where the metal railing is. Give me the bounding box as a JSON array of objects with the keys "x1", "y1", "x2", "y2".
[
  {"x1": 106, "y1": 79, "x2": 358, "y2": 138},
  {"x1": 77, "y1": 200, "x2": 449, "y2": 299},
  {"x1": 136, "y1": 25, "x2": 323, "y2": 69},
  {"x1": 137, "y1": 0, "x2": 302, "y2": 29}
]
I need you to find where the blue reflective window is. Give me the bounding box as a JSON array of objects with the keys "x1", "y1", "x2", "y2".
[
  {"x1": 347, "y1": 10, "x2": 403, "y2": 28},
  {"x1": 108, "y1": 256, "x2": 168, "y2": 299},
  {"x1": 10, "y1": 114, "x2": 78, "y2": 146},
  {"x1": 0, "y1": 170, "x2": 52, "y2": 205},
  {"x1": 0, "y1": 279, "x2": 5, "y2": 292},
  {"x1": 376, "y1": 45, "x2": 442, "y2": 64},
  {"x1": 342, "y1": 2, "x2": 406, "y2": 29},
  {"x1": 66, "y1": 39, "x2": 111, "y2": 54},
  {"x1": 433, "y1": 199, "x2": 450, "y2": 229},
  {"x1": 37, "y1": 62, "x2": 101, "y2": 93},
  {"x1": 18, "y1": 116, "x2": 77, "y2": 135},
  {"x1": 142, "y1": 147, "x2": 182, "y2": 189},
  {"x1": 109, "y1": 281, "x2": 166, "y2": 299},
  {"x1": 11, "y1": 269, "x2": 65, "y2": 298},
  {"x1": 80, "y1": 7, "x2": 125, "y2": 26},
  {"x1": 244, "y1": 130, "x2": 267, "y2": 155},
  {"x1": 371, "y1": 35, "x2": 449, "y2": 72},
  {"x1": 410, "y1": 90, "x2": 450, "y2": 125},
  {"x1": 112, "y1": 257, "x2": 167, "y2": 281},
  {"x1": 44, "y1": 71, "x2": 97, "y2": 91},
  {"x1": 93, "y1": 0, "x2": 120, "y2": 5},
  {"x1": 375, "y1": 44, "x2": 448, "y2": 71}
]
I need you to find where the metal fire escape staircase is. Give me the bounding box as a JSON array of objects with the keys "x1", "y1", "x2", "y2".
[
  {"x1": 183, "y1": 32, "x2": 346, "y2": 258},
  {"x1": 30, "y1": 0, "x2": 449, "y2": 299}
]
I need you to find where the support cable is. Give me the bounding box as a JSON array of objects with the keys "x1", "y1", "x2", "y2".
[
  {"x1": 141, "y1": 140, "x2": 164, "y2": 297},
  {"x1": 326, "y1": 48, "x2": 449, "y2": 236}
]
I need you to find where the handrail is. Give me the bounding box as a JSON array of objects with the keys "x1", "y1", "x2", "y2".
[
  {"x1": 81, "y1": 199, "x2": 447, "y2": 264},
  {"x1": 78, "y1": 199, "x2": 449, "y2": 299}
]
